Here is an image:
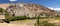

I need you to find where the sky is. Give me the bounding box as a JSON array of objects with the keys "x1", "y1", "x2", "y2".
[{"x1": 0, "y1": 0, "x2": 60, "y2": 10}]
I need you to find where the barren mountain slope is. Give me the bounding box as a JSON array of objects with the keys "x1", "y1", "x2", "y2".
[
  {"x1": 0, "y1": 3, "x2": 60, "y2": 17},
  {"x1": 7, "y1": 3, "x2": 60, "y2": 17}
]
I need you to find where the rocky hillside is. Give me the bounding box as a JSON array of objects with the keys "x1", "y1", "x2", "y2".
[
  {"x1": 0, "y1": 3, "x2": 60, "y2": 17},
  {"x1": 0, "y1": 4, "x2": 10, "y2": 9}
]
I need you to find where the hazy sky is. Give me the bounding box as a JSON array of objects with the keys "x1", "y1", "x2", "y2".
[{"x1": 0, "y1": 0, "x2": 60, "y2": 10}]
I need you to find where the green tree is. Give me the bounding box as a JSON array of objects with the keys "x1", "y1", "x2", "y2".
[
  {"x1": 0, "y1": 8, "x2": 4, "y2": 12},
  {"x1": 5, "y1": 9, "x2": 10, "y2": 23}
]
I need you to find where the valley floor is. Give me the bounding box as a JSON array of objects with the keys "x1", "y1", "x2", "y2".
[
  {"x1": 0, "y1": 19, "x2": 36, "y2": 26},
  {"x1": 0, "y1": 17, "x2": 60, "y2": 26}
]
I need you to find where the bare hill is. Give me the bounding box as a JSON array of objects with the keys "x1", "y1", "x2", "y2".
[{"x1": 0, "y1": 3, "x2": 60, "y2": 17}]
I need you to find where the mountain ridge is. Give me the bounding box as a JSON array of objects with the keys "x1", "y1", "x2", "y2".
[{"x1": 0, "y1": 3, "x2": 60, "y2": 17}]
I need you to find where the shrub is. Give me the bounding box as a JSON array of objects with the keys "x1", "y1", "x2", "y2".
[
  {"x1": 35, "y1": 20, "x2": 55, "y2": 26},
  {"x1": 5, "y1": 10, "x2": 10, "y2": 23},
  {"x1": 43, "y1": 21, "x2": 55, "y2": 26},
  {"x1": 9, "y1": 16, "x2": 27, "y2": 21},
  {"x1": 26, "y1": 17, "x2": 32, "y2": 19},
  {"x1": 0, "y1": 8, "x2": 4, "y2": 12}
]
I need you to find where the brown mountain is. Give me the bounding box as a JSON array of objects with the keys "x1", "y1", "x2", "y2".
[{"x1": 0, "y1": 3, "x2": 60, "y2": 17}]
